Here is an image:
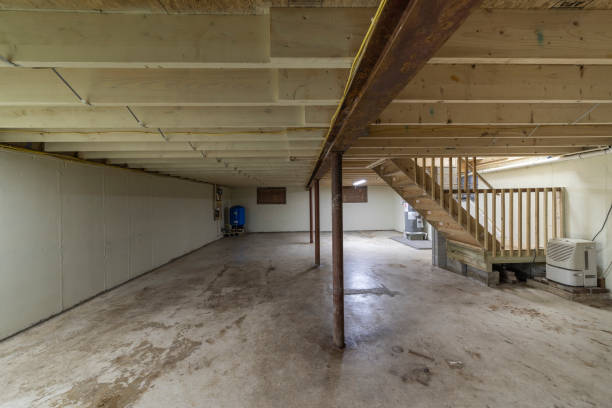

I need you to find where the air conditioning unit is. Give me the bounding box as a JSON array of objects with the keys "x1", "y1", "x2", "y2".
[{"x1": 546, "y1": 238, "x2": 597, "y2": 287}]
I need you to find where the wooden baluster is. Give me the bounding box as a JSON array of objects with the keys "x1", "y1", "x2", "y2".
[
  {"x1": 421, "y1": 158, "x2": 426, "y2": 189},
  {"x1": 439, "y1": 157, "x2": 444, "y2": 207},
  {"x1": 543, "y1": 188, "x2": 549, "y2": 250},
  {"x1": 535, "y1": 188, "x2": 540, "y2": 256},
  {"x1": 457, "y1": 157, "x2": 462, "y2": 227},
  {"x1": 501, "y1": 189, "x2": 506, "y2": 256},
  {"x1": 518, "y1": 188, "x2": 523, "y2": 257},
  {"x1": 473, "y1": 157, "x2": 478, "y2": 241},
  {"x1": 430, "y1": 157, "x2": 435, "y2": 199},
  {"x1": 509, "y1": 189, "x2": 514, "y2": 257},
  {"x1": 448, "y1": 158, "x2": 453, "y2": 216},
  {"x1": 526, "y1": 188, "x2": 531, "y2": 257},
  {"x1": 484, "y1": 190, "x2": 489, "y2": 250},
  {"x1": 552, "y1": 187, "x2": 557, "y2": 239},
  {"x1": 492, "y1": 189, "x2": 497, "y2": 256},
  {"x1": 558, "y1": 188, "x2": 564, "y2": 238}
]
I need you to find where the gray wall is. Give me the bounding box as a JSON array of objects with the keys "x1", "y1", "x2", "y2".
[{"x1": 0, "y1": 148, "x2": 221, "y2": 340}]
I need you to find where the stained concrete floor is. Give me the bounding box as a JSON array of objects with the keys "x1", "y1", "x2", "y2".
[{"x1": 1, "y1": 231, "x2": 611, "y2": 408}]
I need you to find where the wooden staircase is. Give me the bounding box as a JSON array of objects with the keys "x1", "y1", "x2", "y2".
[{"x1": 372, "y1": 157, "x2": 565, "y2": 269}]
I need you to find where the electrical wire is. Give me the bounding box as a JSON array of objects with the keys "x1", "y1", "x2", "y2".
[
  {"x1": 592, "y1": 201, "x2": 612, "y2": 241},
  {"x1": 309, "y1": 0, "x2": 389, "y2": 173}
]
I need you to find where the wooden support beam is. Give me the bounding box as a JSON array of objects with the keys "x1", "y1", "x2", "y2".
[
  {"x1": 330, "y1": 151, "x2": 344, "y2": 349},
  {"x1": 307, "y1": 0, "x2": 481, "y2": 187},
  {"x1": 309, "y1": 187, "x2": 313, "y2": 244},
  {"x1": 315, "y1": 179, "x2": 321, "y2": 266}
]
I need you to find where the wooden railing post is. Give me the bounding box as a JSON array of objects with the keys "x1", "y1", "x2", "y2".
[
  {"x1": 535, "y1": 188, "x2": 540, "y2": 256},
  {"x1": 430, "y1": 157, "x2": 435, "y2": 199},
  {"x1": 457, "y1": 157, "x2": 462, "y2": 226},
  {"x1": 492, "y1": 189, "x2": 497, "y2": 256},
  {"x1": 552, "y1": 187, "x2": 557, "y2": 239},
  {"x1": 448, "y1": 157, "x2": 453, "y2": 216},
  {"x1": 473, "y1": 157, "x2": 478, "y2": 241},
  {"x1": 439, "y1": 157, "x2": 444, "y2": 207},
  {"x1": 484, "y1": 191, "x2": 489, "y2": 250},
  {"x1": 558, "y1": 188, "x2": 565, "y2": 238},
  {"x1": 543, "y1": 188, "x2": 549, "y2": 250},
  {"x1": 518, "y1": 189, "x2": 523, "y2": 257},
  {"x1": 421, "y1": 157, "x2": 426, "y2": 188},
  {"x1": 509, "y1": 189, "x2": 514, "y2": 257},
  {"x1": 526, "y1": 188, "x2": 532, "y2": 257},
  {"x1": 501, "y1": 189, "x2": 506, "y2": 256}
]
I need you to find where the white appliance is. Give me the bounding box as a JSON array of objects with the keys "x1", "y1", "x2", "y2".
[{"x1": 546, "y1": 238, "x2": 597, "y2": 287}]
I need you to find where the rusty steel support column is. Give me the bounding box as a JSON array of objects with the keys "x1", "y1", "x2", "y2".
[
  {"x1": 309, "y1": 187, "x2": 313, "y2": 244},
  {"x1": 314, "y1": 179, "x2": 321, "y2": 266},
  {"x1": 331, "y1": 151, "x2": 345, "y2": 349}
]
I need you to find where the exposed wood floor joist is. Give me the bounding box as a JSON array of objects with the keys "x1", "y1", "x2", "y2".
[{"x1": 1, "y1": 2, "x2": 612, "y2": 186}]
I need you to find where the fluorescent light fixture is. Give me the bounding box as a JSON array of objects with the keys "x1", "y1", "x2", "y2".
[{"x1": 352, "y1": 179, "x2": 367, "y2": 186}]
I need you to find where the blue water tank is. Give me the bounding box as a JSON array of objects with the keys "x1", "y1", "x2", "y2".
[{"x1": 229, "y1": 205, "x2": 245, "y2": 227}]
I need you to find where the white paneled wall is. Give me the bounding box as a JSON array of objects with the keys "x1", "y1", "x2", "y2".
[
  {"x1": 0, "y1": 148, "x2": 221, "y2": 339},
  {"x1": 231, "y1": 185, "x2": 402, "y2": 232}
]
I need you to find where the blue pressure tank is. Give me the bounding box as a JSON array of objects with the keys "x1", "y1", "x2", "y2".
[{"x1": 229, "y1": 205, "x2": 245, "y2": 228}]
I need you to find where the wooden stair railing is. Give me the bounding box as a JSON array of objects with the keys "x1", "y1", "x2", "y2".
[{"x1": 372, "y1": 157, "x2": 565, "y2": 258}]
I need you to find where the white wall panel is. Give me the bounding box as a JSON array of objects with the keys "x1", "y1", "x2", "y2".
[
  {"x1": 0, "y1": 153, "x2": 62, "y2": 339},
  {"x1": 0, "y1": 147, "x2": 221, "y2": 340},
  {"x1": 103, "y1": 167, "x2": 131, "y2": 288},
  {"x1": 231, "y1": 185, "x2": 401, "y2": 232},
  {"x1": 60, "y1": 162, "x2": 106, "y2": 309}
]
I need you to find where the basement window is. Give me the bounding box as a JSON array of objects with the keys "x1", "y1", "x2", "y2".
[
  {"x1": 342, "y1": 186, "x2": 368, "y2": 203},
  {"x1": 257, "y1": 187, "x2": 287, "y2": 204}
]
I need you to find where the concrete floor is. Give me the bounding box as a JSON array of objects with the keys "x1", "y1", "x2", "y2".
[{"x1": 1, "y1": 231, "x2": 611, "y2": 408}]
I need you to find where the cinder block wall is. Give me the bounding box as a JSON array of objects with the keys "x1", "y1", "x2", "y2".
[{"x1": 0, "y1": 148, "x2": 222, "y2": 340}]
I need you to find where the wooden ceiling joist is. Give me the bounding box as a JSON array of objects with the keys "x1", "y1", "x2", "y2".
[
  {"x1": 2, "y1": 3, "x2": 612, "y2": 186},
  {"x1": 306, "y1": 0, "x2": 483, "y2": 187}
]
